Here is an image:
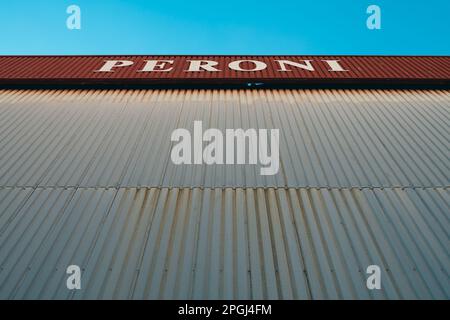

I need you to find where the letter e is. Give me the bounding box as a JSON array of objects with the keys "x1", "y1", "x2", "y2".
[{"x1": 66, "y1": 5, "x2": 81, "y2": 30}]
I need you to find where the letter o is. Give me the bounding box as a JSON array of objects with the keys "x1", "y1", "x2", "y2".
[{"x1": 228, "y1": 60, "x2": 267, "y2": 71}]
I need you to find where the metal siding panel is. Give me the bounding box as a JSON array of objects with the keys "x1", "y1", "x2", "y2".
[
  {"x1": 1, "y1": 187, "x2": 447, "y2": 299},
  {"x1": 1, "y1": 89, "x2": 448, "y2": 188},
  {"x1": 0, "y1": 87, "x2": 448, "y2": 300},
  {"x1": 0, "y1": 56, "x2": 449, "y2": 86}
]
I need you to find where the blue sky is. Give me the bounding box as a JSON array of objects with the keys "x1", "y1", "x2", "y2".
[{"x1": 0, "y1": 0, "x2": 449, "y2": 55}]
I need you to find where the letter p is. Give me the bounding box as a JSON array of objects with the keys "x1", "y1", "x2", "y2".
[{"x1": 95, "y1": 60, "x2": 134, "y2": 72}]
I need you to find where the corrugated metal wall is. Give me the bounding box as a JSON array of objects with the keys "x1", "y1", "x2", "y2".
[
  {"x1": 0, "y1": 89, "x2": 448, "y2": 188},
  {"x1": 0, "y1": 89, "x2": 449, "y2": 299}
]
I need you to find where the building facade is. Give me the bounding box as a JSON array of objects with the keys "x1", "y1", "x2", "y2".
[{"x1": 0, "y1": 56, "x2": 449, "y2": 299}]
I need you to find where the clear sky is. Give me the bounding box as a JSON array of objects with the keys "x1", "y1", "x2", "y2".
[{"x1": 0, "y1": 0, "x2": 449, "y2": 55}]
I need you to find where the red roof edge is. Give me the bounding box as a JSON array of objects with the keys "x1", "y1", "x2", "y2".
[{"x1": 0, "y1": 56, "x2": 449, "y2": 89}]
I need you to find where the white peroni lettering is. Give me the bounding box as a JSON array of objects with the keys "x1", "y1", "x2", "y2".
[
  {"x1": 95, "y1": 58, "x2": 348, "y2": 73},
  {"x1": 95, "y1": 60, "x2": 134, "y2": 72},
  {"x1": 178, "y1": 305, "x2": 212, "y2": 318}
]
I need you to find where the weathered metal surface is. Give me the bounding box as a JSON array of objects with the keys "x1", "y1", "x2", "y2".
[
  {"x1": 0, "y1": 56, "x2": 449, "y2": 86},
  {"x1": 0, "y1": 187, "x2": 448, "y2": 299}
]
